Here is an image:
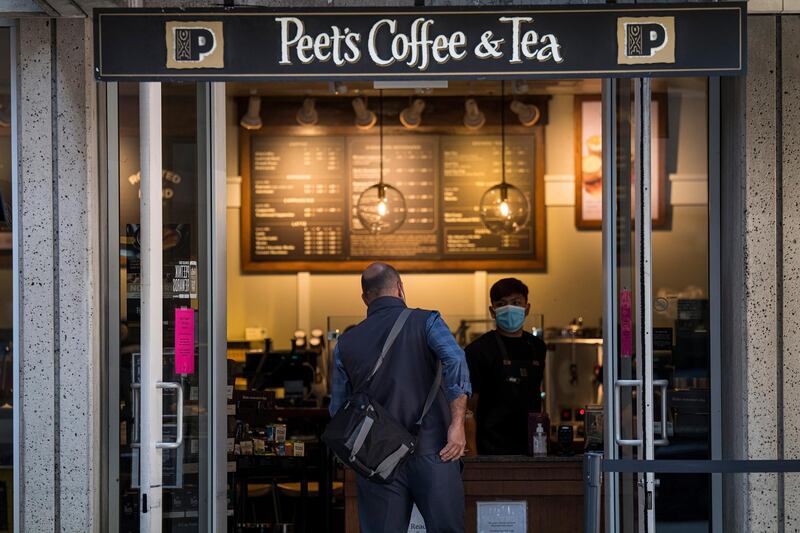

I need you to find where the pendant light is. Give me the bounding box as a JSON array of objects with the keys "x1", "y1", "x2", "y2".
[
  {"x1": 479, "y1": 81, "x2": 530, "y2": 234},
  {"x1": 356, "y1": 91, "x2": 407, "y2": 234}
]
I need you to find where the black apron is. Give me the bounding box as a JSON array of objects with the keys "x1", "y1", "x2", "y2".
[{"x1": 477, "y1": 332, "x2": 544, "y2": 455}]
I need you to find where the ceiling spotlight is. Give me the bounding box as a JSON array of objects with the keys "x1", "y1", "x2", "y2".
[
  {"x1": 296, "y1": 97, "x2": 319, "y2": 126},
  {"x1": 352, "y1": 97, "x2": 377, "y2": 130},
  {"x1": 331, "y1": 81, "x2": 348, "y2": 95},
  {"x1": 399, "y1": 98, "x2": 426, "y2": 129},
  {"x1": 240, "y1": 95, "x2": 262, "y2": 131},
  {"x1": 512, "y1": 80, "x2": 530, "y2": 95},
  {"x1": 463, "y1": 98, "x2": 485, "y2": 130},
  {"x1": 510, "y1": 100, "x2": 541, "y2": 127}
]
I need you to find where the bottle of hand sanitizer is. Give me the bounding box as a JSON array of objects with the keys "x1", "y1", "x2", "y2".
[{"x1": 533, "y1": 423, "x2": 547, "y2": 457}]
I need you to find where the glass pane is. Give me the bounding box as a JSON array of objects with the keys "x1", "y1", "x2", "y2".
[
  {"x1": 117, "y1": 83, "x2": 210, "y2": 532},
  {"x1": 651, "y1": 77, "x2": 711, "y2": 532},
  {"x1": 0, "y1": 26, "x2": 12, "y2": 533},
  {"x1": 611, "y1": 78, "x2": 642, "y2": 533}
]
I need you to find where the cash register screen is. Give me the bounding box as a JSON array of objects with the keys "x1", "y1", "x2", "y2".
[{"x1": 246, "y1": 350, "x2": 316, "y2": 392}]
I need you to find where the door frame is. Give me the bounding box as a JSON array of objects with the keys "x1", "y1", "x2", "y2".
[
  {"x1": 100, "y1": 81, "x2": 228, "y2": 533},
  {"x1": 98, "y1": 75, "x2": 723, "y2": 532},
  {"x1": 601, "y1": 77, "x2": 723, "y2": 532}
]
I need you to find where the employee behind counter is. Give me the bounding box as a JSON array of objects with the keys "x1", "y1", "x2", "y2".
[{"x1": 465, "y1": 278, "x2": 546, "y2": 455}]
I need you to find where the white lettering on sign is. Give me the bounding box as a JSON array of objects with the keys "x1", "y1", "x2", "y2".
[
  {"x1": 499, "y1": 16, "x2": 564, "y2": 64},
  {"x1": 277, "y1": 17, "x2": 361, "y2": 66},
  {"x1": 276, "y1": 16, "x2": 562, "y2": 68}
]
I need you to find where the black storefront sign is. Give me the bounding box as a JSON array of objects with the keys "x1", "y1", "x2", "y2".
[{"x1": 94, "y1": 3, "x2": 746, "y2": 81}]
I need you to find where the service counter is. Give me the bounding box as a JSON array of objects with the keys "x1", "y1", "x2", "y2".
[{"x1": 344, "y1": 455, "x2": 586, "y2": 533}]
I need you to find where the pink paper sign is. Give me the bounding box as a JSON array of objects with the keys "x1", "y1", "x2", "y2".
[
  {"x1": 174, "y1": 308, "x2": 195, "y2": 374},
  {"x1": 620, "y1": 290, "x2": 633, "y2": 358}
]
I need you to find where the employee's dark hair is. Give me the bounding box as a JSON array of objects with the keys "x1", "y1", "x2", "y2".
[
  {"x1": 490, "y1": 278, "x2": 529, "y2": 303},
  {"x1": 361, "y1": 262, "x2": 401, "y2": 300}
]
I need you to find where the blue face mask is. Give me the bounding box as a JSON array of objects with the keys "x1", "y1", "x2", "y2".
[{"x1": 494, "y1": 305, "x2": 526, "y2": 333}]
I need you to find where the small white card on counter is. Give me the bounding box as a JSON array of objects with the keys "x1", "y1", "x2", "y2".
[
  {"x1": 408, "y1": 504, "x2": 426, "y2": 532},
  {"x1": 477, "y1": 501, "x2": 527, "y2": 533}
]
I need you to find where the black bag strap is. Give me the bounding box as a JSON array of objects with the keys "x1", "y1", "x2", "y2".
[
  {"x1": 413, "y1": 360, "x2": 443, "y2": 432},
  {"x1": 356, "y1": 308, "x2": 413, "y2": 391}
]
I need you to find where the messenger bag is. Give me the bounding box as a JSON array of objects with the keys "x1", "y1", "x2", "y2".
[{"x1": 322, "y1": 308, "x2": 443, "y2": 483}]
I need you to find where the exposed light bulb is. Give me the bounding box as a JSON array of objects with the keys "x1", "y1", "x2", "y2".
[
  {"x1": 377, "y1": 198, "x2": 388, "y2": 217},
  {"x1": 499, "y1": 200, "x2": 510, "y2": 217}
]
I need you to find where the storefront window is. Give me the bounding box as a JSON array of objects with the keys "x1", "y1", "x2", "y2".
[{"x1": 0, "y1": 26, "x2": 13, "y2": 533}]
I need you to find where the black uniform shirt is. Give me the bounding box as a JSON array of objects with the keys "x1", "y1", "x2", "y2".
[{"x1": 466, "y1": 330, "x2": 546, "y2": 455}]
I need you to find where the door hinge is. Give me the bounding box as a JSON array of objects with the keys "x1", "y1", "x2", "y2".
[{"x1": 142, "y1": 493, "x2": 148, "y2": 513}]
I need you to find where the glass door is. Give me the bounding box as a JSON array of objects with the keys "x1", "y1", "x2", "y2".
[
  {"x1": 104, "y1": 82, "x2": 227, "y2": 533},
  {"x1": 603, "y1": 76, "x2": 716, "y2": 532}
]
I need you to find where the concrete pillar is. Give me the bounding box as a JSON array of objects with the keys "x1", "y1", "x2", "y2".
[
  {"x1": 724, "y1": 14, "x2": 800, "y2": 531},
  {"x1": 743, "y1": 15, "x2": 780, "y2": 533},
  {"x1": 780, "y1": 14, "x2": 800, "y2": 531},
  {"x1": 15, "y1": 17, "x2": 99, "y2": 533},
  {"x1": 16, "y1": 17, "x2": 56, "y2": 532}
]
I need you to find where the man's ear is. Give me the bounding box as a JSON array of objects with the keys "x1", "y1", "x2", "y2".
[
  {"x1": 489, "y1": 306, "x2": 496, "y2": 319},
  {"x1": 525, "y1": 302, "x2": 531, "y2": 316},
  {"x1": 397, "y1": 281, "x2": 405, "y2": 299},
  {"x1": 361, "y1": 293, "x2": 369, "y2": 307}
]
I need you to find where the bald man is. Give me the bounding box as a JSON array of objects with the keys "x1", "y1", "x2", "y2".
[{"x1": 330, "y1": 262, "x2": 472, "y2": 533}]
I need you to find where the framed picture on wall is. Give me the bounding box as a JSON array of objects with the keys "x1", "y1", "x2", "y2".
[{"x1": 574, "y1": 94, "x2": 669, "y2": 230}]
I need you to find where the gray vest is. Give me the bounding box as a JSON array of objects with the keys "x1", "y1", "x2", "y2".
[{"x1": 337, "y1": 296, "x2": 450, "y2": 455}]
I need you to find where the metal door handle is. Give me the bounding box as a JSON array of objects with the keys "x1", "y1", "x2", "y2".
[
  {"x1": 653, "y1": 379, "x2": 669, "y2": 447},
  {"x1": 614, "y1": 379, "x2": 642, "y2": 447},
  {"x1": 156, "y1": 381, "x2": 184, "y2": 450},
  {"x1": 131, "y1": 382, "x2": 140, "y2": 449}
]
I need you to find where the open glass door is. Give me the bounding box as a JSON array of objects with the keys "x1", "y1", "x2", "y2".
[
  {"x1": 604, "y1": 76, "x2": 715, "y2": 532},
  {"x1": 603, "y1": 75, "x2": 652, "y2": 532},
  {"x1": 603, "y1": 77, "x2": 658, "y2": 533},
  {"x1": 105, "y1": 81, "x2": 227, "y2": 533}
]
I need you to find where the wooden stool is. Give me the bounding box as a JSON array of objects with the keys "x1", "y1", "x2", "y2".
[
  {"x1": 277, "y1": 481, "x2": 344, "y2": 497},
  {"x1": 247, "y1": 481, "x2": 281, "y2": 523}
]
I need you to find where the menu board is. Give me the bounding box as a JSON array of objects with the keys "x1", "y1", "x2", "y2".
[
  {"x1": 249, "y1": 137, "x2": 346, "y2": 261},
  {"x1": 441, "y1": 136, "x2": 535, "y2": 257},
  {"x1": 349, "y1": 136, "x2": 439, "y2": 259},
  {"x1": 242, "y1": 132, "x2": 544, "y2": 272}
]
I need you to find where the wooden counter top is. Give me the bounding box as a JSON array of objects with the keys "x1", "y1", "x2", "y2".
[
  {"x1": 344, "y1": 455, "x2": 588, "y2": 533},
  {"x1": 463, "y1": 453, "x2": 584, "y2": 463}
]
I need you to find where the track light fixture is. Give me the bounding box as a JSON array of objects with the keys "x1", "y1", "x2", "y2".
[
  {"x1": 399, "y1": 98, "x2": 426, "y2": 129},
  {"x1": 240, "y1": 94, "x2": 262, "y2": 131},
  {"x1": 510, "y1": 100, "x2": 541, "y2": 127},
  {"x1": 296, "y1": 97, "x2": 319, "y2": 126},
  {"x1": 463, "y1": 98, "x2": 485, "y2": 130},
  {"x1": 352, "y1": 97, "x2": 377, "y2": 130}
]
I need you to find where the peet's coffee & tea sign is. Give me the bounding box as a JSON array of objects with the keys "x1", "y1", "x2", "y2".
[{"x1": 94, "y1": 4, "x2": 746, "y2": 81}]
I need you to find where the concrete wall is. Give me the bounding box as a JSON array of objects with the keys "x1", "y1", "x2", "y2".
[
  {"x1": 721, "y1": 14, "x2": 800, "y2": 532},
  {"x1": 15, "y1": 18, "x2": 99, "y2": 532}
]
